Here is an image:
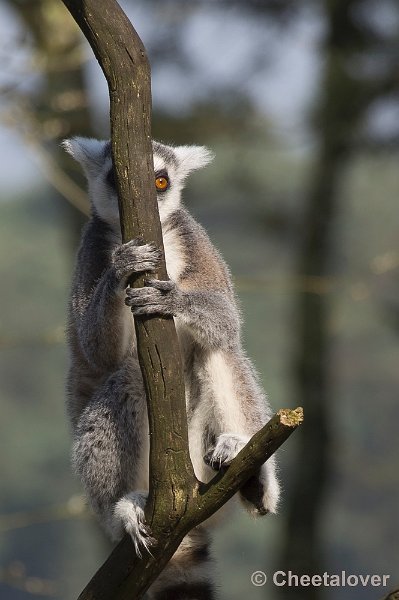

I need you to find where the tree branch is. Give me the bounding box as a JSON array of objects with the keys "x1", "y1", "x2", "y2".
[
  {"x1": 382, "y1": 591, "x2": 399, "y2": 600},
  {"x1": 61, "y1": 0, "x2": 195, "y2": 534},
  {"x1": 60, "y1": 1, "x2": 303, "y2": 598},
  {"x1": 198, "y1": 408, "x2": 303, "y2": 517},
  {"x1": 76, "y1": 408, "x2": 303, "y2": 600}
]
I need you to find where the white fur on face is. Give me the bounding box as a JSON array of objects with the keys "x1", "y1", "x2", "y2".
[
  {"x1": 62, "y1": 137, "x2": 214, "y2": 229},
  {"x1": 151, "y1": 143, "x2": 213, "y2": 223},
  {"x1": 153, "y1": 151, "x2": 180, "y2": 224}
]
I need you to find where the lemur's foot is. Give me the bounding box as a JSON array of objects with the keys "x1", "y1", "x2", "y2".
[
  {"x1": 113, "y1": 492, "x2": 156, "y2": 557},
  {"x1": 204, "y1": 433, "x2": 280, "y2": 515},
  {"x1": 204, "y1": 433, "x2": 248, "y2": 470},
  {"x1": 240, "y1": 462, "x2": 280, "y2": 515},
  {"x1": 112, "y1": 240, "x2": 162, "y2": 286},
  {"x1": 125, "y1": 279, "x2": 181, "y2": 316}
]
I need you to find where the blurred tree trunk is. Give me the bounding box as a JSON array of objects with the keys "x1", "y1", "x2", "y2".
[
  {"x1": 6, "y1": 0, "x2": 94, "y2": 247},
  {"x1": 277, "y1": 1, "x2": 374, "y2": 597},
  {"x1": 5, "y1": 0, "x2": 111, "y2": 560}
]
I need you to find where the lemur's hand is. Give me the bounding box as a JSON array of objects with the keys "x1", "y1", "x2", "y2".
[
  {"x1": 111, "y1": 240, "x2": 162, "y2": 289},
  {"x1": 112, "y1": 492, "x2": 156, "y2": 558},
  {"x1": 125, "y1": 279, "x2": 185, "y2": 316}
]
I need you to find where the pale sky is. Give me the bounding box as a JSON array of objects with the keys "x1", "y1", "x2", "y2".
[{"x1": 0, "y1": 1, "x2": 397, "y2": 196}]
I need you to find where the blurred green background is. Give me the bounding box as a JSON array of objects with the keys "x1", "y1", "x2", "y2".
[{"x1": 0, "y1": 1, "x2": 398, "y2": 599}]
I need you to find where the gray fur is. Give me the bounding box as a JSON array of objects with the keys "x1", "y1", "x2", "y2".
[{"x1": 64, "y1": 137, "x2": 279, "y2": 596}]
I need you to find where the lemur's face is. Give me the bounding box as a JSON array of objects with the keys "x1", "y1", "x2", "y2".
[{"x1": 63, "y1": 137, "x2": 213, "y2": 229}]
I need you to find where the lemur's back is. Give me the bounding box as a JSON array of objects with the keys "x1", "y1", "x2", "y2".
[{"x1": 67, "y1": 217, "x2": 108, "y2": 424}]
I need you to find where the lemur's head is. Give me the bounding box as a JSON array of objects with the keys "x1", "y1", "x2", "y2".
[{"x1": 63, "y1": 137, "x2": 213, "y2": 227}]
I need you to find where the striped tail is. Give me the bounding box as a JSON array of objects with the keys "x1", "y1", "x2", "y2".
[{"x1": 148, "y1": 527, "x2": 217, "y2": 600}]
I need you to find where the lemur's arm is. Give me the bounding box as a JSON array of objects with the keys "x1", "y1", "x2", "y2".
[
  {"x1": 125, "y1": 280, "x2": 240, "y2": 350},
  {"x1": 72, "y1": 237, "x2": 161, "y2": 370},
  {"x1": 124, "y1": 212, "x2": 241, "y2": 349}
]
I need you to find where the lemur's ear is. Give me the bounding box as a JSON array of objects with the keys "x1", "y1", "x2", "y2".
[
  {"x1": 173, "y1": 145, "x2": 214, "y2": 178},
  {"x1": 62, "y1": 137, "x2": 109, "y2": 177}
]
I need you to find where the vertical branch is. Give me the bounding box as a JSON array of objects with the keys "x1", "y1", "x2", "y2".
[
  {"x1": 60, "y1": 0, "x2": 195, "y2": 505},
  {"x1": 61, "y1": 0, "x2": 196, "y2": 596}
]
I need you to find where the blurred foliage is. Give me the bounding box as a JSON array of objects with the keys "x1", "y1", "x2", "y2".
[{"x1": 0, "y1": 0, "x2": 399, "y2": 599}]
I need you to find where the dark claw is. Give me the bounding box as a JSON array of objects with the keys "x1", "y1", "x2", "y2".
[
  {"x1": 203, "y1": 450, "x2": 228, "y2": 473},
  {"x1": 203, "y1": 449, "x2": 214, "y2": 468}
]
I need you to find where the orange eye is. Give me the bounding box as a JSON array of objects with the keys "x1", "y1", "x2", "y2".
[{"x1": 155, "y1": 175, "x2": 169, "y2": 191}]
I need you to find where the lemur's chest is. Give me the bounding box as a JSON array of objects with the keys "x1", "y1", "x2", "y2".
[
  {"x1": 162, "y1": 226, "x2": 192, "y2": 350},
  {"x1": 122, "y1": 226, "x2": 188, "y2": 353},
  {"x1": 163, "y1": 227, "x2": 186, "y2": 282}
]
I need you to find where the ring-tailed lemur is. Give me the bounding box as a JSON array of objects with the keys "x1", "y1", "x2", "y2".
[{"x1": 64, "y1": 137, "x2": 280, "y2": 600}]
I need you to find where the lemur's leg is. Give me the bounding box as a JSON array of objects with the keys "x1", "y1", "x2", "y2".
[
  {"x1": 72, "y1": 358, "x2": 154, "y2": 556},
  {"x1": 197, "y1": 351, "x2": 280, "y2": 515},
  {"x1": 74, "y1": 241, "x2": 161, "y2": 370},
  {"x1": 147, "y1": 528, "x2": 217, "y2": 600},
  {"x1": 125, "y1": 280, "x2": 280, "y2": 514}
]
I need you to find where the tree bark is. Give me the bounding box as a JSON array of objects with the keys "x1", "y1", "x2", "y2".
[
  {"x1": 60, "y1": 1, "x2": 303, "y2": 598},
  {"x1": 60, "y1": 0, "x2": 195, "y2": 576},
  {"x1": 382, "y1": 591, "x2": 399, "y2": 600}
]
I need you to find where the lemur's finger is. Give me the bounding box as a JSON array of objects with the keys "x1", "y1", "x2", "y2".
[{"x1": 144, "y1": 279, "x2": 175, "y2": 292}]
